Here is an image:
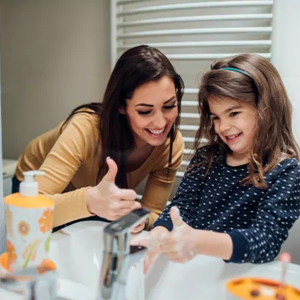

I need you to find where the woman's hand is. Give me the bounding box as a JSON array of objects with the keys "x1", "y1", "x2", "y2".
[
  {"x1": 86, "y1": 157, "x2": 141, "y2": 220},
  {"x1": 159, "y1": 206, "x2": 198, "y2": 263},
  {"x1": 131, "y1": 226, "x2": 169, "y2": 273},
  {"x1": 131, "y1": 217, "x2": 148, "y2": 234}
]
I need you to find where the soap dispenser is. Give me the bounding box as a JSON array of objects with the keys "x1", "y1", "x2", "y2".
[{"x1": 4, "y1": 171, "x2": 55, "y2": 273}]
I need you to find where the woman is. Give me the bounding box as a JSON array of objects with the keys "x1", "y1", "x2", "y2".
[{"x1": 13, "y1": 45, "x2": 185, "y2": 232}]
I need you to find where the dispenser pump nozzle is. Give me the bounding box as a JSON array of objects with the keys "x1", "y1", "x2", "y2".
[{"x1": 20, "y1": 170, "x2": 45, "y2": 197}]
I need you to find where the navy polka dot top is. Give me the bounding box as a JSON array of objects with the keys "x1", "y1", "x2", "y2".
[{"x1": 154, "y1": 146, "x2": 300, "y2": 263}]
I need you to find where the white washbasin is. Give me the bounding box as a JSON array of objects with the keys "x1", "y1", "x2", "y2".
[
  {"x1": 50, "y1": 221, "x2": 106, "y2": 299},
  {"x1": 50, "y1": 221, "x2": 144, "y2": 300},
  {"x1": 49, "y1": 221, "x2": 300, "y2": 300},
  {"x1": 50, "y1": 222, "x2": 104, "y2": 289}
]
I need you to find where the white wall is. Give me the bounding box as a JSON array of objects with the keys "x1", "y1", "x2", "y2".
[
  {"x1": 271, "y1": 0, "x2": 300, "y2": 143},
  {"x1": 271, "y1": 0, "x2": 300, "y2": 264},
  {"x1": 0, "y1": 59, "x2": 4, "y2": 254},
  {"x1": 0, "y1": 0, "x2": 110, "y2": 253},
  {"x1": 0, "y1": 0, "x2": 111, "y2": 159}
]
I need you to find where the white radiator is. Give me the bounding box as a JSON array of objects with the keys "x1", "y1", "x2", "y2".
[{"x1": 111, "y1": 0, "x2": 274, "y2": 194}]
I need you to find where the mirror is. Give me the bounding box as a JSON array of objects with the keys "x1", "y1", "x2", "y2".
[{"x1": 1, "y1": 0, "x2": 300, "y2": 256}]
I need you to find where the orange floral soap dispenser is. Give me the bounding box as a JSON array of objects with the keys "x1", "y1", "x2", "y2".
[{"x1": 4, "y1": 171, "x2": 54, "y2": 273}]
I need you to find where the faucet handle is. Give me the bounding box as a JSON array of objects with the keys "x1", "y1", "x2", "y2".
[
  {"x1": 103, "y1": 208, "x2": 150, "y2": 255},
  {"x1": 104, "y1": 208, "x2": 150, "y2": 236},
  {"x1": 0, "y1": 267, "x2": 57, "y2": 300}
]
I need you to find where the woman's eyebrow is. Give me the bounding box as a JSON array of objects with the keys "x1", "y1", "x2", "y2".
[
  {"x1": 164, "y1": 96, "x2": 176, "y2": 104},
  {"x1": 135, "y1": 96, "x2": 176, "y2": 107},
  {"x1": 135, "y1": 103, "x2": 153, "y2": 107}
]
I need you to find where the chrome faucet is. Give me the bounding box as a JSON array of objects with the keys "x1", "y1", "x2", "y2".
[
  {"x1": 0, "y1": 266, "x2": 58, "y2": 300},
  {"x1": 98, "y1": 208, "x2": 150, "y2": 300}
]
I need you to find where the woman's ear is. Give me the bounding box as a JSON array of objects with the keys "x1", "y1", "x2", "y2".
[{"x1": 119, "y1": 106, "x2": 126, "y2": 114}]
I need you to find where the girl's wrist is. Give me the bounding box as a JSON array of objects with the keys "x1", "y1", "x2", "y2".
[
  {"x1": 193, "y1": 230, "x2": 233, "y2": 260},
  {"x1": 152, "y1": 225, "x2": 169, "y2": 236},
  {"x1": 190, "y1": 228, "x2": 202, "y2": 256}
]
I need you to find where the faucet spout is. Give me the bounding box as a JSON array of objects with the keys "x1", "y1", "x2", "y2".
[
  {"x1": 98, "y1": 208, "x2": 150, "y2": 300},
  {"x1": 0, "y1": 266, "x2": 57, "y2": 299}
]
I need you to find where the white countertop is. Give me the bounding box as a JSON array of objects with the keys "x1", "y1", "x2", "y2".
[
  {"x1": 2, "y1": 159, "x2": 17, "y2": 178},
  {"x1": 49, "y1": 221, "x2": 300, "y2": 300}
]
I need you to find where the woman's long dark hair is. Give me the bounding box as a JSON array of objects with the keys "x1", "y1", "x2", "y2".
[
  {"x1": 63, "y1": 45, "x2": 184, "y2": 188},
  {"x1": 194, "y1": 53, "x2": 299, "y2": 188}
]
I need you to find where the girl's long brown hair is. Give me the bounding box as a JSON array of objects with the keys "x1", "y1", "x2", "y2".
[
  {"x1": 63, "y1": 45, "x2": 184, "y2": 188},
  {"x1": 194, "y1": 53, "x2": 299, "y2": 188}
]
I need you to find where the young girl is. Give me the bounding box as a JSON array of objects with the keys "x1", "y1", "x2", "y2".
[
  {"x1": 13, "y1": 45, "x2": 185, "y2": 232},
  {"x1": 132, "y1": 53, "x2": 300, "y2": 265}
]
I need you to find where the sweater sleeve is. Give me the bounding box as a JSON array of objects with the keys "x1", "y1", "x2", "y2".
[
  {"x1": 35, "y1": 113, "x2": 98, "y2": 227},
  {"x1": 140, "y1": 131, "x2": 184, "y2": 230},
  {"x1": 153, "y1": 147, "x2": 207, "y2": 231},
  {"x1": 227, "y1": 159, "x2": 300, "y2": 263}
]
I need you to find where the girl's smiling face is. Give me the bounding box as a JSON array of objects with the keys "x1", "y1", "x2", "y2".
[
  {"x1": 209, "y1": 97, "x2": 258, "y2": 162},
  {"x1": 125, "y1": 76, "x2": 178, "y2": 148}
]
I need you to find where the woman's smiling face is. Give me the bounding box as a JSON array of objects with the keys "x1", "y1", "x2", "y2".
[{"x1": 125, "y1": 76, "x2": 178, "y2": 148}]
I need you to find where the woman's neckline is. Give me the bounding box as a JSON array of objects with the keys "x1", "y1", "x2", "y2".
[{"x1": 126, "y1": 144, "x2": 156, "y2": 174}]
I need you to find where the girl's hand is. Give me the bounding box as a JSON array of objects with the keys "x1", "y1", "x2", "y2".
[
  {"x1": 86, "y1": 157, "x2": 141, "y2": 220},
  {"x1": 131, "y1": 226, "x2": 169, "y2": 273},
  {"x1": 160, "y1": 206, "x2": 198, "y2": 263}
]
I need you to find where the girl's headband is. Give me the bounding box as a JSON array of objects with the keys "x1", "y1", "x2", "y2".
[{"x1": 219, "y1": 67, "x2": 252, "y2": 79}]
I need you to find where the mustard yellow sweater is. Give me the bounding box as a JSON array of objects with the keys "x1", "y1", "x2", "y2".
[{"x1": 16, "y1": 111, "x2": 184, "y2": 229}]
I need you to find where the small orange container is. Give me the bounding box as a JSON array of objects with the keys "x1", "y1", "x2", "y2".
[{"x1": 227, "y1": 277, "x2": 300, "y2": 300}]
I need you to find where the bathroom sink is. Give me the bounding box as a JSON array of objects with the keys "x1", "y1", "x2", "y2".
[
  {"x1": 49, "y1": 221, "x2": 300, "y2": 300},
  {"x1": 49, "y1": 221, "x2": 106, "y2": 299},
  {"x1": 50, "y1": 221, "x2": 145, "y2": 300},
  {"x1": 145, "y1": 253, "x2": 300, "y2": 300}
]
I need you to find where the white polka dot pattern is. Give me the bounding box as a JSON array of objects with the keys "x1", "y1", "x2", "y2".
[{"x1": 154, "y1": 146, "x2": 300, "y2": 264}]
